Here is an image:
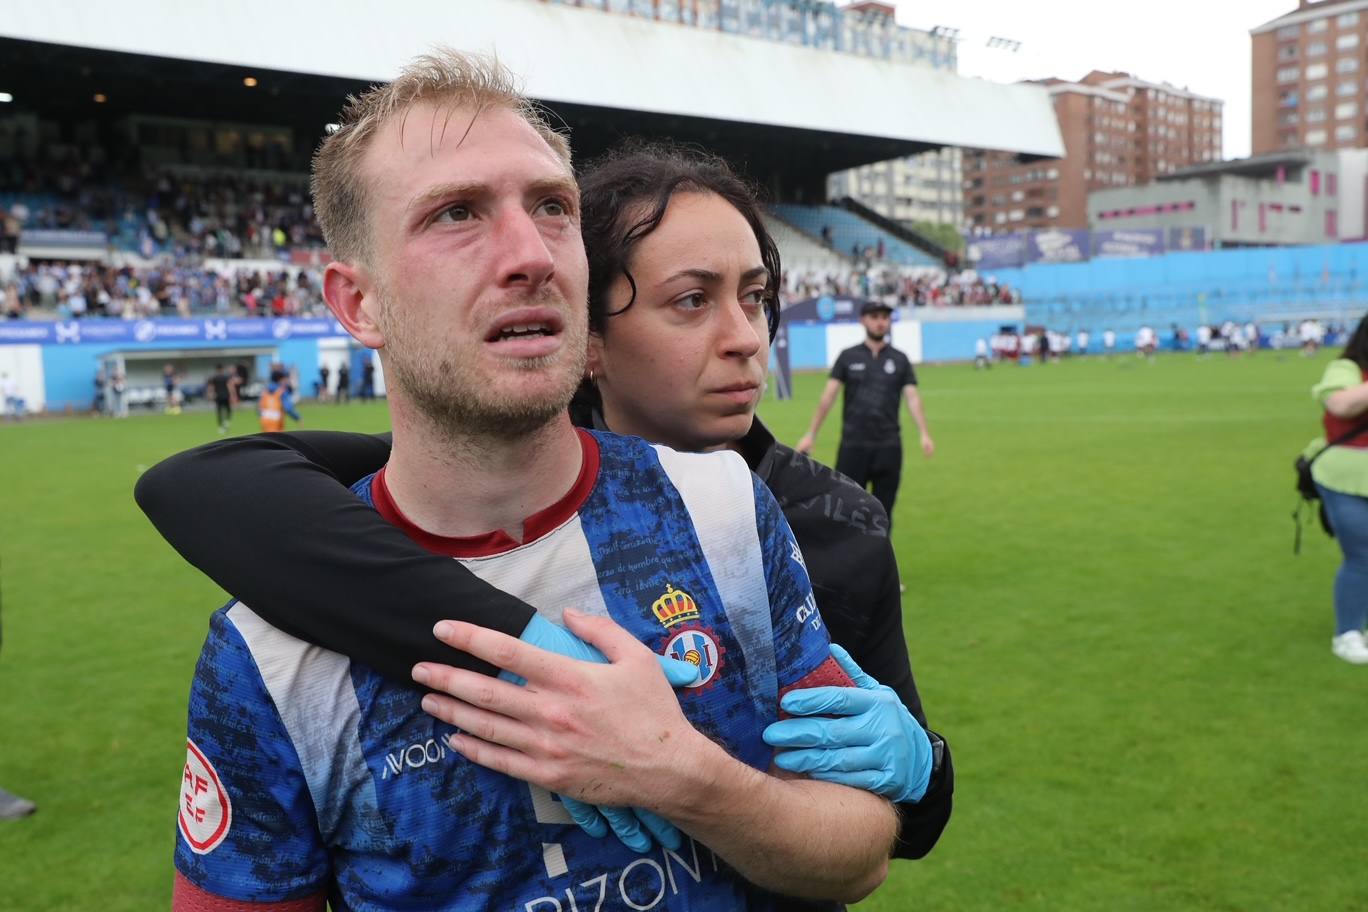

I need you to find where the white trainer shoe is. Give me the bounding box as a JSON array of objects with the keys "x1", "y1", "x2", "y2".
[
  {"x1": 0, "y1": 786, "x2": 35, "y2": 820},
  {"x1": 1331, "y1": 630, "x2": 1368, "y2": 664}
]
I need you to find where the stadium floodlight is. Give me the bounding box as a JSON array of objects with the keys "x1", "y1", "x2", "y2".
[
  {"x1": 986, "y1": 36, "x2": 1022, "y2": 53},
  {"x1": 0, "y1": 92, "x2": 12, "y2": 103},
  {"x1": 243, "y1": 76, "x2": 258, "y2": 87},
  {"x1": 929, "y1": 25, "x2": 961, "y2": 41}
]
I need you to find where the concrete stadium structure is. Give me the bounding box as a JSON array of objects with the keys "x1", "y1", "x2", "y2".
[{"x1": 0, "y1": 0, "x2": 1064, "y2": 412}]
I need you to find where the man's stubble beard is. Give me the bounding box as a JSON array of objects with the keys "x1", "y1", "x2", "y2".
[{"x1": 376, "y1": 285, "x2": 588, "y2": 443}]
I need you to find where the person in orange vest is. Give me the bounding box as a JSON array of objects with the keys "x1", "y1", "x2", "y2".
[{"x1": 257, "y1": 369, "x2": 301, "y2": 433}]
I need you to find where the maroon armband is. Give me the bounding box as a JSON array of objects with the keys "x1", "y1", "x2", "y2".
[
  {"x1": 172, "y1": 873, "x2": 326, "y2": 912},
  {"x1": 776, "y1": 654, "x2": 855, "y2": 720}
]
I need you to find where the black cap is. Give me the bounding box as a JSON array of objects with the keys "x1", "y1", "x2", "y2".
[{"x1": 860, "y1": 300, "x2": 894, "y2": 316}]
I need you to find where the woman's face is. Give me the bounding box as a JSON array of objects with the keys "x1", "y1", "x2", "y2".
[{"x1": 589, "y1": 192, "x2": 771, "y2": 453}]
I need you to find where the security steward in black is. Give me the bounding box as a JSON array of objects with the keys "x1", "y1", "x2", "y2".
[
  {"x1": 797, "y1": 301, "x2": 935, "y2": 526},
  {"x1": 135, "y1": 418, "x2": 953, "y2": 863}
]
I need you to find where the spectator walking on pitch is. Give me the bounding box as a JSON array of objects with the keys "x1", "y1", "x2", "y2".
[
  {"x1": 1, "y1": 372, "x2": 23, "y2": 421},
  {"x1": 1306, "y1": 316, "x2": 1368, "y2": 664},
  {"x1": 92, "y1": 369, "x2": 106, "y2": 415},
  {"x1": 110, "y1": 370, "x2": 128, "y2": 418},
  {"x1": 163, "y1": 363, "x2": 183, "y2": 415},
  {"x1": 0, "y1": 569, "x2": 37, "y2": 819}
]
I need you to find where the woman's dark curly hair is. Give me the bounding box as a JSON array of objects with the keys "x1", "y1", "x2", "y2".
[
  {"x1": 576, "y1": 140, "x2": 782, "y2": 341},
  {"x1": 1342, "y1": 314, "x2": 1368, "y2": 369}
]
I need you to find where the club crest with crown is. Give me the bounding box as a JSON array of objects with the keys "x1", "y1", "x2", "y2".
[{"x1": 651, "y1": 583, "x2": 701, "y2": 629}]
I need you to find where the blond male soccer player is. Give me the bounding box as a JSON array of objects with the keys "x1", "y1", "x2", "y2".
[{"x1": 171, "y1": 51, "x2": 895, "y2": 911}]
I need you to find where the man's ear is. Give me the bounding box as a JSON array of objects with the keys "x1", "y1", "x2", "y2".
[{"x1": 323, "y1": 260, "x2": 385, "y2": 350}]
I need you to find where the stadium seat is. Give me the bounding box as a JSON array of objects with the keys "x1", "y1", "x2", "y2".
[{"x1": 771, "y1": 204, "x2": 940, "y2": 269}]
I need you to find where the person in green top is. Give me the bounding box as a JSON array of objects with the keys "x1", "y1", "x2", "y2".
[
  {"x1": 1309, "y1": 316, "x2": 1368, "y2": 664},
  {"x1": 0, "y1": 599, "x2": 36, "y2": 819}
]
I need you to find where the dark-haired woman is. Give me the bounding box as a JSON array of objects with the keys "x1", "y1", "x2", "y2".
[
  {"x1": 137, "y1": 143, "x2": 952, "y2": 873},
  {"x1": 1310, "y1": 315, "x2": 1368, "y2": 664}
]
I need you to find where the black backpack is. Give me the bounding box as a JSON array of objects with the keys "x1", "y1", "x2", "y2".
[{"x1": 1294, "y1": 424, "x2": 1368, "y2": 552}]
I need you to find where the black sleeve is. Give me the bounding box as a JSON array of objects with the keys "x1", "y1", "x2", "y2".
[
  {"x1": 903, "y1": 354, "x2": 918, "y2": 387},
  {"x1": 133, "y1": 431, "x2": 537, "y2": 682},
  {"x1": 829, "y1": 349, "x2": 850, "y2": 382},
  {"x1": 859, "y1": 544, "x2": 953, "y2": 861}
]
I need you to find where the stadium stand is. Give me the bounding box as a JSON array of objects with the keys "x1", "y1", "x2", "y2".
[
  {"x1": 0, "y1": 126, "x2": 321, "y2": 261},
  {"x1": 2, "y1": 173, "x2": 1013, "y2": 319},
  {"x1": 835, "y1": 196, "x2": 955, "y2": 266},
  {"x1": 766, "y1": 211, "x2": 853, "y2": 278},
  {"x1": 771, "y1": 203, "x2": 942, "y2": 269},
  {"x1": 3, "y1": 259, "x2": 326, "y2": 320}
]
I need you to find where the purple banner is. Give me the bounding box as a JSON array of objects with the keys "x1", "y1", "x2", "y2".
[
  {"x1": 966, "y1": 233, "x2": 1029, "y2": 270},
  {"x1": 1028, "y1": 229, "x2": 1089, "y2": 264},
  {"x1": 781, "y1": 295, "x2": 867, "y2": 323},
  {"x1": 1092, "y1": 229, "x2": 1166, "y2": 259}
]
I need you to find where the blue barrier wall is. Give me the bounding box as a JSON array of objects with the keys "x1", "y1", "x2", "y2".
[
  {"x1": 41, "y1": 342, "x2": 105, "y2": 411},
  {"x1": 922, "y1": 320, "x2": 999, "y2": 362},
  {"x1": 277, "y1": 339, "x2": 323, "y2": 388},
  {"x1": 991, "y1": 241, "x2": 1368, "y2": 334},
  {"x1": 787, "y1": 324, "x2": 830, "y2": 369}
]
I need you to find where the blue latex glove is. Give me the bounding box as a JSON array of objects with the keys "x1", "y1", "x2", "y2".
[
  {"x1": 762, "y1": 643, "x2": 933, "y2": 804},
  {"x1": 501, "y1": 613, "x2": 700, "y2": 687},
  {"x1": 495, "y1": 613, "x2": 693, "y2": 852}
]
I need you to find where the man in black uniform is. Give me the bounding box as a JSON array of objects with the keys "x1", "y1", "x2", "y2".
[
  {"x1": 796, "y1": 301, "x2": 934, "y2": 524},
  {"x1": 206, "y1": 363, "x2": 236, "y2": 435},
  {"x1": 360, "y1": 359, "x2": 375, "y2": 401},
  {"x1": 335, "y1": 361, "x2": 350, "y2": 405}
]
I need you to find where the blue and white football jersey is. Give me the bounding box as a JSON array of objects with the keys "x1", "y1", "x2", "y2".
[{"x1": 175, "y1": 430, "x2": 838, "y2": 911}]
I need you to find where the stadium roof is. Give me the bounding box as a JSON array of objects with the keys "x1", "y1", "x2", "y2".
[
  {"x1": 1158, "y1": 150, "x2": 1313, "y2": 182},
  {"x1": 3, "y1": 0, "x2": 1064, "y2": 169}
]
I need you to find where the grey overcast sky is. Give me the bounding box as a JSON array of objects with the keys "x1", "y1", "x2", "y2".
[{"x1": 894, "y1": 0, "x2": 1297, "y2": 158}]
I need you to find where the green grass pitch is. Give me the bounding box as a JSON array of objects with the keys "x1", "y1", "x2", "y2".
[{"x1": 2, "y1": 350, "x2": 1367, "y2": 910}]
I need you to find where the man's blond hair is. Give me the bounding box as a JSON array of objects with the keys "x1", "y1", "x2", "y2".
[{"x1": 311, "y1": 49, "x2": 572, "y2": 264}]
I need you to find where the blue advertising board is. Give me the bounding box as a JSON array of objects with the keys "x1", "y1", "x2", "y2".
[
  {"x1": 966, "y1": 233, "x2": 1029, "y2": 270},
  {"x1": 1028, "y1": 229, "x2": 1089, "y2": 264},
  {"x1": 0, "y1": 317, "x2": 347, "y2": 346},
  {"x1": 1093, "y1": 229, "x2": 1166, "y2": 259}
]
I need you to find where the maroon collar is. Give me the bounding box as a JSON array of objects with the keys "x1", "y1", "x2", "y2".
[{"x1": 370, "y1": 429, "x2": 600, "y2": 558}]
